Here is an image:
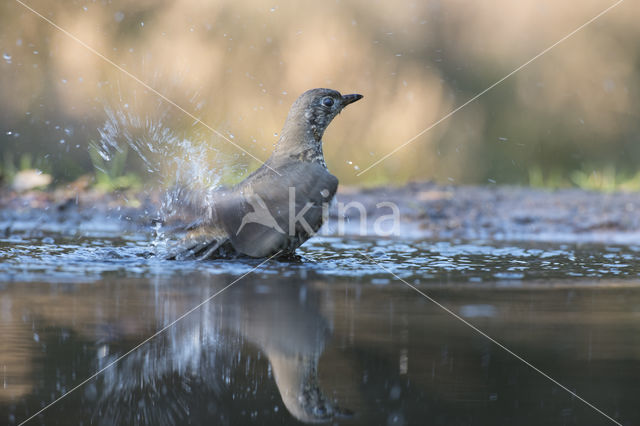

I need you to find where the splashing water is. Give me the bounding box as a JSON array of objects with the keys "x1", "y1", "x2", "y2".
[{"x1": 94, "y1": 102, "x2": 248, "y2": 253}]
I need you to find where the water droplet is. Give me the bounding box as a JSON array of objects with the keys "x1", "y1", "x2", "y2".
[
  {"x1": 498, "y1": 137, "x2": 508, "y2": 141},
  {"x1": 3, "y1": 53, "x2": 11, "y2": 63},
  {"x1": 140, "y1": 21, "x2": 144, "y2": 27},
  {"x1": 273, "y1": 132, "x2": 278, "y2": 137},
  {"x1": 33, "y1": 50, "x2": 38, "y2": 55},
  {"x1": 114, "y1": 11, "x2": 125, "y2": 22},
  {"x1": 61, "y1": 79, "x2": 67, "y2": 84},
  {"x1": 6, "y1": 131, "x2": 12, "y2": 135},
  {"x1": 97, "y1": 344, "x2": 108, "y2": 358},
  {"x1": 346, "y1": 160, "x2": 353, "y2": 165},
  {"x1": 59, "y1": 139, "x2": 65, "y2": 144},
  {"x1": 16, "y1": 39, "x2": 22, "y2": 46},
  {"x1": 83, "y1": 6, "x2": 88, "y2": 11},
  {"x1": 270, "y1": 7, "x2": 277, "y2": 12}
]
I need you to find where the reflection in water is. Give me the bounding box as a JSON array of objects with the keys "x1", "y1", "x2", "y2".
[
  {"x1": 1, "y1": 237, "x2": 640, "y2": 425},
  {"x1": 228, "y1": 282, "x2": 350, "y2": 423},
  {"x1": 0, "y1": 275, "x2": 349, "y2": 424},
  {"x1": 94, "y1": 277, "x2": 349, "y2": 424}
]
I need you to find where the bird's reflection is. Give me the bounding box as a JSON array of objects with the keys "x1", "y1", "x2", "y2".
[
  {"x1": 89, "y1": 276, "x2": 350, "y2": 424},
  {"x1": 228, "y1": 279, "x2": 351, "y2": 423}
]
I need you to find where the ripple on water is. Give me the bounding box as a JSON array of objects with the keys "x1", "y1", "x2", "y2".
[{"x1": 1, "y1": 232, "x2": 638, "y2": 285}]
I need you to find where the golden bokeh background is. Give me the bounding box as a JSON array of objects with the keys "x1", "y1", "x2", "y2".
[{"x1": 0, "y1": 0, "x2": 638, "y2": 186}]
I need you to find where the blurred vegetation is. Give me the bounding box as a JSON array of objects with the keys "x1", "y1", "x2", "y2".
[
  {"x1": 0, "y1": 152, "x2": 52, "y2": 184},
  {"x1": 529, "y1": 165, "x2": 640, "y2": 192},
  {"x1": 1, "y1": 0, "x2": 639, "y2": 190},
  {"x1": 88, "y1": 143, "x2": 141, "y2": 191},
  {"x1": 570, "y1": 167, "x2": 640, "y2": 192}
]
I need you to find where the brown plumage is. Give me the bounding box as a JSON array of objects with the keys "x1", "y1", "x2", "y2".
[{"x1": 168, "y1": 88, "x2": 363, "y2": 260}]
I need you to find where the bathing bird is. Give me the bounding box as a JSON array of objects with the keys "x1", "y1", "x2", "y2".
[{"x1": 168, "y1": 88, "x2": 363, "y2": 260}]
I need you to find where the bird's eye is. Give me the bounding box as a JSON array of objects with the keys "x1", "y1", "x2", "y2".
[{"x1": 322, "y1": 97, "x2": 334, "y2": 107}]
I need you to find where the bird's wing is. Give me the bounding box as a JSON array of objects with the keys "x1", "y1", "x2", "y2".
[{"x1": 215, "y1": 162, "x2": 338, "y2": 257}]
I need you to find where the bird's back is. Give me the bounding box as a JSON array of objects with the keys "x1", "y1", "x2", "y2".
[
  {"x1": 167, "y1": 161, "x2": 337, "y2": 259},
  {"x1": 217, "y1": 160, "x2": 338, "y2": 257}
]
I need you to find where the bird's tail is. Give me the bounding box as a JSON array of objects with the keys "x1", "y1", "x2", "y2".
[{"x1": 165, "y1": 227, "x2": 233, "y2": 260}]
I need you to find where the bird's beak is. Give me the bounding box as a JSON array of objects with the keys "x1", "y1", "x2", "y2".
[{"x1": 341, "y1": 93, "x2": 363, "y2": 107}]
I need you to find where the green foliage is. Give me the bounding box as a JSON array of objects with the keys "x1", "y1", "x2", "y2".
[
  {"x1": 528, "y1": 164, "x2": 640, "y2": 192},
  {"x1": 527, "y1": 166, "x2": 566, "y2": 189},
  {"x1": 88, "y1": 142, "x2": 141, "y2": 191},
  {"x1": 570, "y1": 166, "x2": 640, "y2": 192},
  {"x1": 0, "y1": 152, "x2": 16, "y2": 184}
]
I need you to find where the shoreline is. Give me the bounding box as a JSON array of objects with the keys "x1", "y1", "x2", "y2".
[{"x1": 1, "y1": 182, "x2": 639, "y2": 245}]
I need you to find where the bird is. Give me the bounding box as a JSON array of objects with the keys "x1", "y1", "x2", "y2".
[{"x1": 167, "y1": 88, "x2": 363, "y2": 260}]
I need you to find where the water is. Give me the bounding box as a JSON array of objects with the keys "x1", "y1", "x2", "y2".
[{"x1": 1, "y1": 224, "x2": 639, "y2": 425}]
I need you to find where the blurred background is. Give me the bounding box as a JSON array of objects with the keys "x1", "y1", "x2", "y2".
[{"x1": 0, "y1": 0, "x2": 639, "y2": 190}]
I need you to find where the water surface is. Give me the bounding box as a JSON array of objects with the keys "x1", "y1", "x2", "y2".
[{"x1": 0, "y1": 232, "x2": 639, "y2": 425}]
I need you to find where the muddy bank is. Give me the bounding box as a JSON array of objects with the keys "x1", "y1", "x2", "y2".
[
  {"x1": 334, "y1": 182, "x2": 640, "y2": 244},
  {"x1": 1, "y1": 182, "x2": 639, "y2": 245}
]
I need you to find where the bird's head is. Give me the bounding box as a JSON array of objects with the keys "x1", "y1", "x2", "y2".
[{"x1": 283, "y1": 88, "x2": 363, "y2": 143}]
